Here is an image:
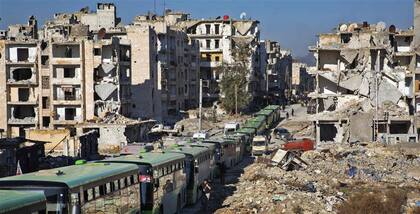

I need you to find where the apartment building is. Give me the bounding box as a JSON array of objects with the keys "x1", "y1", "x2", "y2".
[
  {"x1": 162, "y1": 12, "x2": 261, "y2": 104},
  {"x1": 132, "y1": 12, "x2": 200, "y2": 121},
  {"x1": 292, "y1": 62, "x2": 314, "y2": 96}
]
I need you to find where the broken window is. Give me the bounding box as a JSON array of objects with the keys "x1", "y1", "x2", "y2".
[
  {"x1": 42, "y1": 97, "x2": 49, "y2": 109},
  {"x1": 12, "y1": 68, "x2": 32, "y2": 81},
  {"x1": 42, "y1": 76, "x2": 50, "y2": 89},
  {"x1": 12, "y1": 106, "x2": 35, "y2": 119},
  {"x1": 215, "y1": 24, "x2": 220, "y2": 34},
  {"x1": 65, "y1": 46, "x2": 72, "y2": 57},
  {"x1": 42, "y1": 117, "x2": 50, "y2": 128},
  {"x1": 215, "y1": 39, "x2": 220, "y2": 49},
  {"x1": 389, "y1": 123, "x2": 410, "y2": 134},
  {"x1": 319, "y1": 124, "x2": 337, "y2": 142},
  {"x1": 41, "y1": 55, "x2": 49, "y2": 66},
  {"x1": 18, "y1": 88, "x2": 30, "y2": 102},
  {"x1": 17, "y1": 48, "x2": 29, "y2": 61},
  {"x1": 63, "y1": 68, "x2": 76, "y2": 78},
  {"x1": 65, "y1": 108, "x2": 76, "y2": 120},
  {"x1": 205, "y1": 24, "x2": 211, "y2": 34},
  {"x1": 64, "y1": 87, "x2": 76, "y2": 100},
  {"x1": 94, "y1": 48, "x2": 101, "y2": 56},
  {"x1": 53, "y1": 44, "x2": 80, "y2": 58}
]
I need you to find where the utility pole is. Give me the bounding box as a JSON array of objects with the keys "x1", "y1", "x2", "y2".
[
  {"x1": 199, "y1": 79, "x2": 203, "y2": 131},
  {"x1": 235, "y1": 84, "x2": 238, "y2": 115}
]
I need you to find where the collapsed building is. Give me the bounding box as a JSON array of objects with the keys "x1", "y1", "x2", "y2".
[{"x1": 309, "y1": 21, "x2": 417, "y2": 144}]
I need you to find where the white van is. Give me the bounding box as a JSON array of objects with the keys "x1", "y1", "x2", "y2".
[{"x1": 224, "y1": 122, "x2": 240, "y2": 135}]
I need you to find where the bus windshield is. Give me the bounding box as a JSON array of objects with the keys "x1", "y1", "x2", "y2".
[{"x1": 253, "y1": 141, "x2": 266, "y2": 146}]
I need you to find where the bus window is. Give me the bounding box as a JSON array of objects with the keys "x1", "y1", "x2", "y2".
[
  {"x1": 127, "y1": 176, "x2": 132, "y2": 186},
  {"x1": 113, "y1": 180, "x2": 119, "y2": 191},
  {"x1": 87, "y1": 189, "x2": 94, "y2": 201},
  {"x1": 120, "y1": 178, "x2": 126, "y2": 189},
  {"x1": 106, "y1": 183, "x2": 111, "y2": 193},
  {"x1": 94, "y1": 186, "x2": 100, "y2": 198}
]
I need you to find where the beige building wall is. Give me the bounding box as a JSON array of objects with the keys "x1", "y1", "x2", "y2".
[
  {"x1": 84, "y1": 40, "x2": 95, "y2": 121},
  {"x1": 127, "y1": 25, "x2": 158, "y2": 119}
]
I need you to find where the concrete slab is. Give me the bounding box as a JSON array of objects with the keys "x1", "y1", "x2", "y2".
[
  {"x1": 340, "y1": 75, "x2": 362, "y2": 91},
  {"x1": 95, "y1": 83, "x2": 117, "y2": 100}
]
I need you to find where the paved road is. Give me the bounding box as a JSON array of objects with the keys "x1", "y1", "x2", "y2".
[{"x1": 183, "y1": 104, "x2": 308, "y2": 213}]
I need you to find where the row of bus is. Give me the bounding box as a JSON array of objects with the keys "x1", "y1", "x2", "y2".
[{"x1": 0, "y1": 105, "x2": 283, "y2": 214}]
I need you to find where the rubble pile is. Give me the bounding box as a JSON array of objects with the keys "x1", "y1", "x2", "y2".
[
  {"x1": 280, "y1": 120, "x2": 314, "y2": 139},
  {"x1": 92, "y1": 112, "x2": 146, "y2": 125},
  {"x1": 214, "y1": 143, "x2": 420, "y2": 213},
  {"x1": 176, "y1": 107, "x2": 250, "y2": 135}
]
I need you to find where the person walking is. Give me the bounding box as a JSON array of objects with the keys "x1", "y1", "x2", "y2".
[
  {"x1": 291, "y1": 108, "x2": 294, "y2": 116},
  {"x1": 200, "y1": 180, "x2": 212, "y2": 211}
]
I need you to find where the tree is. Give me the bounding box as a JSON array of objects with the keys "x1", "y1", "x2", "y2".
[{"x1": 218, "y1": 42, "x2": 252, "y2": 114}]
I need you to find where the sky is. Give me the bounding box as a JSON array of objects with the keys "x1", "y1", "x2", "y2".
[{"x1": 0, "y1": 0, "x2": 414, "y2": 57}]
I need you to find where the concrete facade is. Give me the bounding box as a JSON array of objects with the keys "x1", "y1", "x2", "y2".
[
  {"x1": 309, "y1": 20, "x2": 417, "y2": 144},
  {"x1": 292, "y1": 62, "x2": 314, "y2": 96},
  {"x1": 131, "y1": 12, "x2": 200, "y2": 121},
  {"x1": 164, "y1": 12, "x2": 261, "y2": 104}
]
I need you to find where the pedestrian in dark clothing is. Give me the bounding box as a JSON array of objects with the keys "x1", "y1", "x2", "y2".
[
  {"x1": 286, "y1": 112, "x2": 289, "y2": 119},
  {"x1": 219, "y1": 162, "x2": 226, "y2": 185},
  {"x1": 200, "y1": 180, "x2": 212, "y2": 211},
  {"x1": 291, "y1": 108, "x2": 294, "y2": 116}
]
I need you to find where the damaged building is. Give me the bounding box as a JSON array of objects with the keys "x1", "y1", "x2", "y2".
[
  {"x1": 260, "y1": 40, "x2": 294, "y2": 104},
  {"x1": 309, "y1": 21, "x2": 417, "y2": 144},
  {"x1": 292, "y1": 62, "x2": 314, "y2": 97},
  {"x1": 131, "y1": 11, "x2": 200, "y2": 122},
  {"x1": 166, "y1": 12, "x2": 262, "y2": 105}
]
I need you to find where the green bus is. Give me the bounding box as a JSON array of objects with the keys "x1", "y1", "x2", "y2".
[
  {"x1": 234, "y1": 127, "x2": 256, "y2": 153},
  {"x1": 255, "y1": 109, "x2": 275, "y2": 128},
  {"x1": 224, "y1": 134, "x2": 246, "y2": 164},
  {"x1": 202, "y1": 138, "x2": 236, "y2": 168},
  {"x1": 189, "y1": 142, "x2": 217, "y2": 179},
  {"x1": 166, "y1": 146, "x2": 212, "y2": 205},
  {"x1": 243, "y1": 116, "x2": 266, "y2": 135},
  {"x1": 264, "y1": 105, "x2": 282, "y2": 124},
  {"x1": 0, "y1": 190, "x2": 46, "y2": 214},
  {"x1": 0, "y1": 162, "x2": 140, "y2": 214},
  {"x1": 101, "y1": 152, "x2": 187, "y2": 214}
]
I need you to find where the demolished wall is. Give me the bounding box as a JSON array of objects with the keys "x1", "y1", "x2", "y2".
[{"x1": 311, "y1": 22, "x2": 415, "y2": 144}]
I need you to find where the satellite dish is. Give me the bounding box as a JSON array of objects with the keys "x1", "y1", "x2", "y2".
[
  {"x1": 240, "y1": 12, "x2": 247, "y2": 20},
  {"x1": 348, "y1": 23, "x2": 358, "y2": 32},
  {"x1": 339, "y1": 24, "x2": 348, "y2": 32},
  {"x1": 376, "y1": 22, "x2": 386, "y2": 32}
]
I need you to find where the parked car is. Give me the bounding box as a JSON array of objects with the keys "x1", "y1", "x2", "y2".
[{"x1": 273, "y1": 128, "x2": 291, "y2": 140}]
